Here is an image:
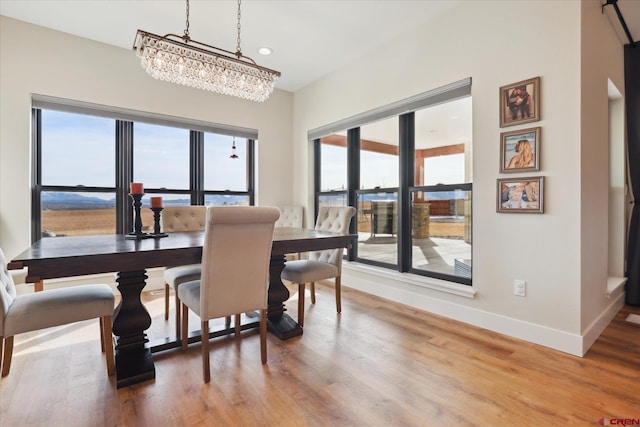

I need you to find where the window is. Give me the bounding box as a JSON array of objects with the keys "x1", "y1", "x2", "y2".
[
  {"x1": 39, "y1": 110, "x2": 116, "y2": 236},
  {"x1": 32, "y1": 99, "x2": 256, "y2": 240},
  {"x1": 311, "y1": 79, "x2": 472, "y2": 284}
]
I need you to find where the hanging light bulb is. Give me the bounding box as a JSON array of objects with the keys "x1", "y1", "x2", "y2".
[{"x1": 230, "y1": 136, "x2": 239, "y2": 159}]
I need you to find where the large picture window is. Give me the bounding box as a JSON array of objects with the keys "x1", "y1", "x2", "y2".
[
  {"x1": 32, "y1": 99, "x2": 255, "y2": 240},
  {"x1": 312, "y1": 79, "x2": 472, "y2": 284}
]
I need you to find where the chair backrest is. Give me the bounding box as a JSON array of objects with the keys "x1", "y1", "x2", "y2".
[
  {"x1": 0, "y1": 249, "x2": 18, "y2": 335},
  {"x1": 309, "y1": 206, "x2": 356, "y2": 270},
  {"x1": 161, "y1": 206, "x2": 207, "y2": 233},
  {"x1": 199, "y1": 206, "x2": 280, "y2": 320},
  {"x1": 274, "y1": 205, "x2": 303, "y2": 228}
]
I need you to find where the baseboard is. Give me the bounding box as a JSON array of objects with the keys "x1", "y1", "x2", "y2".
[
  {"x1": 342, "y1": 263, "x2": 586, "y2": 356},
  {"x1": 581, "y1": 290, "x2": 625, "y2": 355}
]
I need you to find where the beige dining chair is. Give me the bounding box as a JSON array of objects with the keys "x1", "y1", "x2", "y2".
[
  {"x1": 281, "y1": 206, "x2": 356, "y2": 327},
  {"x1": 0, "y1": 248, "x2": 115, "y2": 378},
  {"x1": 275, "y1": 205, "x2": 304, "y2": 260},
  {"x1": 275, "y1": 205, "x2": 303, "y2": 228},
  {"x1": 161, "y1": 205, "x2": 207, "y2": 338},
  {"x1": 178, "y1": 206, "x2": 279, "y2": 383}
]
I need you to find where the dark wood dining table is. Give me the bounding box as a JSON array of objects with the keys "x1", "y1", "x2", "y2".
[{"x1": 8, "y1": 227, "x2": 355, "y2": 388}]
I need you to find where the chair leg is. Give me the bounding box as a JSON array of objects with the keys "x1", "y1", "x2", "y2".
[
  {"x1": 174, "y1": 290, "x2": 182, "y2": 339},
  {"x1": 35, "y1": 280, "x2": 44, "y2": 292},
  {"x1": 1, "y1": 336, "x2": 14, "y2": 377},
  {"x1": 225, "y1": 316, "x2": 231, "y2": 330},
  {"x1": 335, "y1": 276, "x2": 342, "y2": 314},
  {"x1": 202, "y1": 320, "x2": 210, "y2": 383},
  {"x1": 260, "y1": 309, "x2": 267, "y2": 364},
  {"x1": 99, "y1": 317, "x2": 105, "y2": 352},
  {"x1": 164, "y1": 283, "x2": 170, "y2": 321},
  {"x1": 234, "y1": 314, "x2": 241, "y2": 337},
  {"x1": 181, "y1": 304, "x2": 189, "y2": 350},
  {"x1": 298, "y1": 283, "x2": 305, "y2": 327},
  {"x1": 310, "y1": 282, "x2": 316, "y2": 304},
  {"x1": 103, "y1": 315, "x2": 115, "y2": 376}
]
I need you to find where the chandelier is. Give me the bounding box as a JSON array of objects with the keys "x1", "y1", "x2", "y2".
[{"x1": 133, "y1": 0, "x2": 281, "y2": 102}]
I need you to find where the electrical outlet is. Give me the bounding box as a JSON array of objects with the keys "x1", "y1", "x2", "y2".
[{"x1": 514, "y1": 280, "x2": 526, "y2": 297}]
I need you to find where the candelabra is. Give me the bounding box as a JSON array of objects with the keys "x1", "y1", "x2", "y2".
[
  {"x1": 126, "y1": 193, "x2": 151, "y2": 239},
  {"x1": 150, "y1": 207, "x2": 168, "y2": 238}
]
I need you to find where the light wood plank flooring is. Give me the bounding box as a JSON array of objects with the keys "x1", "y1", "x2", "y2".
[{"x1": 1, "y1": 282, "x2": 638, "y2": 426}]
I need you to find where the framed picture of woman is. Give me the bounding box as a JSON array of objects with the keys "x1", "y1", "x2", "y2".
[
  {"x1": 499, "y1": 77, "x2": 540, "y2": 128},
  {"x1": 500, "y1": 127, "x2": 541, "y2": 173}
]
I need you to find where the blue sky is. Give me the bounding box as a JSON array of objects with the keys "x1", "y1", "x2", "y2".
[{"x1": 42, "y1": 110, "x2": 246, "y2": 198}]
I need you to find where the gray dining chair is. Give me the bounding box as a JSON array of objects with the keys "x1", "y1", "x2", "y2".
[
  {"x1": 281, "y1": 206, "x2": 356, "y2": 327},
  {"x1": 178, "y1": 206, "x2": 279, "y2": 383},
  {"x1": 161, "y1": 205, "x2": 207, "y2": 338},
  {"x1": 0, "y1": 248, "x2": 115, "y2": 378}
]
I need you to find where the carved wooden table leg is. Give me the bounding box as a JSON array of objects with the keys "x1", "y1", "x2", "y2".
[
  {"x1": 267, "y1": 254, "x2": 303, "y2": 340},
  {"x1": 112, "y1": 270, "x2": 155, "y2": 388}
]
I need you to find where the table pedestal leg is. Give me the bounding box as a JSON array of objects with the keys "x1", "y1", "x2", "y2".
[
  {"x1": 267, "y1": 254, "x2": 303, "y2": 340},
  {"x1": 112, "y1": 270, "x2": 155, "y2": 388}
]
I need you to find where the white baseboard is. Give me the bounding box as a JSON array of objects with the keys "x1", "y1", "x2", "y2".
[
  {"x1": 341, "y1": 263, "x2": 616, "y2": 357},
  {"x1": 581, "y1": 290, "x2": 625, "y2": 355}
]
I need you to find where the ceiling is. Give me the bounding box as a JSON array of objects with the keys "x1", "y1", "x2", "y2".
[
  {"x1": 1, "y1": 0, "x2": 637, "y2": 150},
  {"x1": 0, "y1": 0, "x2": 464, "y2": 93},
  {"x1": 1, "y1": 0, "x2": 638, "y2": 93}
]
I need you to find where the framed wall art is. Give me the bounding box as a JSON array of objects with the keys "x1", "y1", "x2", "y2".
[
  {"x1": 497, "y1": 176, "x2": 544, "y2": 213},
  {"x1": 500, "y1": 127, "x2": 541, "y2": 173},
  {"x1": 499, "y1": 76, "x2": 540, "y2": 128}
]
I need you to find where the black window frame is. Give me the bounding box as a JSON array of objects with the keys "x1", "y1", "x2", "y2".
[{"x1": 31, "y1": 102, "x2": 256, "y2": 243}]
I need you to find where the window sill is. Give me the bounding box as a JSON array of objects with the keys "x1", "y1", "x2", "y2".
[
  {"x1": 607, "y1": 276, "x2": 626, "y2": 298},
  {"x1": 342, "y1": 261, "x2": 476, "y2": 299}
]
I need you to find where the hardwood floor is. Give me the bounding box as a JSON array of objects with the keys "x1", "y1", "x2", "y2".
[{"x1": 1, "y1": 282, "x2": 638, "y2": 426}]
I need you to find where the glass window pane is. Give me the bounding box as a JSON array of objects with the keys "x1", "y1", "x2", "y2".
[
  {"x1": 360, "y1": 118, "x2": 399, "y2": 189},
  {"x1": 204, "y1": 194, "x2": 250, "y2": 206},
  {"x1": 411, "y1": 189, "x2": 471, "y2": 279},
  {"x1": 204, "y1": 134, "x2": 247, "y2": 191},
  {"x1": 414, "y1": 97, "x2": 472, "y2": 186},
  {"x1": 318, "y1": 193, "x2": 347, "y2": 208},
  {"x1": 320, "y1": 134, "x2": 347, "y2": 191},
  {"x1": 41, "y1": 110, "x2": 115, "y2": 187},
  {"x1": 424, "y1": 153, "x2": 465, "y2": 185},
  {"x1": 134, "y1": 123, "x2": 189, "y2": 189},
  {"x1": 357, "y1": 191, "x2": 398, "y2": 266},
  {"x1": 41, "y1": 191, "x2": 115, "y2": 237}
]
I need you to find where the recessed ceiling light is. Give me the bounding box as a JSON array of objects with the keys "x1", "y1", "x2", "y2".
[{"x1": 258, "y1": 47, "x2": 273, "y2": 55}]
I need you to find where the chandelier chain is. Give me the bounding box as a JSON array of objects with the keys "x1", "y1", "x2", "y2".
[
  {"x1": 236, "y1": 0, "x2": 242, "y2": 56},
  {"x1": 184, "y1": 0, "x2": 190, "y2": 38}
]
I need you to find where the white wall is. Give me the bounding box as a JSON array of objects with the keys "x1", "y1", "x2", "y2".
[
  {"x1": 579, "y1": 0, "x2": 626, "y2": 352},
  {"x1": 292, "y1": 0, "x2": 623, "y2": 355},
  {"x1": 0, "y1": 16, "x2": 294, "y2": 259}
]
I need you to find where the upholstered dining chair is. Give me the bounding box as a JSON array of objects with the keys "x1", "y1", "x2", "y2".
[
  {"x1": 178, "y1": 206, "x2": 279, "y2": 383},
  {"x1": 275, "y1": 205, "x2": 303, "y2": 228},
  {"x1": 0, "y1": 248, "x2": 115, "y2": 378},
  {"x1": 162, "y1": 205, "x2": 206, "y2": 338},
  {"x1": 280, "y1": 206, "x2": 356, "y2": 327},
  {"x1": 275, "y1": 205, "x2": 304, "y2": 260}
]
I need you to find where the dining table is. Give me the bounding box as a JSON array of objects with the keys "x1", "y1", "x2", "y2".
[{"x1": 8, "y1": 227, "x2": 355, "y2": 388}]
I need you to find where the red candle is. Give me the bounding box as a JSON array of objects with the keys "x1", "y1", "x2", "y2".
[
  {"x1": 130, "y1": 182, "x2": 144, "y2": 194},
  {"x1": 150, "y1": 196, "x2": 163, "y2": 208}
]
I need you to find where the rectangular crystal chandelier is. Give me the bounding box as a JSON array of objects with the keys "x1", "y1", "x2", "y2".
[{"x1": 132, "y1": 0, "x2": 281, "y2": 102}]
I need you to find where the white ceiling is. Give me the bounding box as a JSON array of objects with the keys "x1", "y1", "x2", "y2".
[
  {"x1": 0, "y1": 0, "x2": 464, "y2": 93},
  {"x1": 2, "y1": 0, "x2": 638, "y2": 92},
  {"x1": 1, "y1": 0, "x2": 637, "y2": 149}
]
